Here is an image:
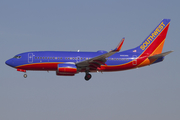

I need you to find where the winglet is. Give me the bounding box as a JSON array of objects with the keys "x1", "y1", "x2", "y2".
[{"x1": 112, "y1": 37, "x2": 125, "y2": 52}]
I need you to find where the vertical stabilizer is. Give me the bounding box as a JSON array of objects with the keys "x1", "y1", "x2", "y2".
[{"x1": 131, "y1": 19, "x2": 170, "y2": 56}]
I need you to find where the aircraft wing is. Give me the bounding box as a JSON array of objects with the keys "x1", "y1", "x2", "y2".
[{"x1": 76, "y1": 38, "x2": 125, "y2": 70}]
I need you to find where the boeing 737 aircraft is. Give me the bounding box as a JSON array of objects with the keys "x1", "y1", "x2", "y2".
[{"x1": 6, "y1": 19, "x2": 173, "y2": 81}]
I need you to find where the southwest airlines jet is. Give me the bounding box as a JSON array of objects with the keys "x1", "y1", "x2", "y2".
[{"x1": 5, "y1": 19, "x2": 173, "y2": 81}]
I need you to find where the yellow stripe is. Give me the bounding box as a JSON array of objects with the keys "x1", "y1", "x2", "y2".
[{"x1": 137, "y1": 39, "x2": 165, "y2": 67}]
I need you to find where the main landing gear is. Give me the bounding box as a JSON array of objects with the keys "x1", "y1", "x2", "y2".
[{"x1": 84, "y1": 72, "x2": 92, "y2": 81}]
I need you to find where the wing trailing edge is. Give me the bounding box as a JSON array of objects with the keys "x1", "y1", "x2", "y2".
[{"x1": 76, "y1": 38, "x2": 125, "y2": 69}]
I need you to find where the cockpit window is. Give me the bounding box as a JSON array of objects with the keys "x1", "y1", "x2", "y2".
[{"x1": 13, "y1": 56, "x2": 21, "y2": 59}]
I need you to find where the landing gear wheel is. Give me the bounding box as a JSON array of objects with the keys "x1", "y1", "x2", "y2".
[
  {"x1": 84, "y1": 74, "x2": 92, "y2": 81},
  {"x1": 23, "y1": 74, "x2": 27, "y2": 78}
]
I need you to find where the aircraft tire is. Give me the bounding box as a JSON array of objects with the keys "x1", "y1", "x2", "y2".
[
  {"x1": 85, "y1": 74, "x2": 92, "y2": 81},
  {"x1": 23, "y1": 74, "x2": 27, "y2": 78}
]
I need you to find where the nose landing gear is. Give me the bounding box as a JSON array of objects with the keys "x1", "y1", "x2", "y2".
[{"x1": 23, "y1": 74, "x2": 27, "y2": 78}]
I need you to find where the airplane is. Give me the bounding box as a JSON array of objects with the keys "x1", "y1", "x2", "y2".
[{"x1": 5, "y1": 19, "x2": 173, "y2": 81}]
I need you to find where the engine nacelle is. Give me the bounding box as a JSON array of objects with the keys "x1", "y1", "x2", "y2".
[{"x1": 56, "y1": 63, "x2": 77, "y2": 76}]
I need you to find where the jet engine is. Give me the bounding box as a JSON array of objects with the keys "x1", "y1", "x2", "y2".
[{"x1": 56, "y1": 63, "x2": 77, "y2": 76}]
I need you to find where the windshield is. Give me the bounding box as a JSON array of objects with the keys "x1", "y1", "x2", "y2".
[{"x1": 13, "y1": 55, "x2": 21, "y2": 59}]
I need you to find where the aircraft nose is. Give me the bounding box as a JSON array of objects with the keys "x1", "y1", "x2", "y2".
[{"x1": 5, "y1": 59, "x2": 14, "y2": 67}]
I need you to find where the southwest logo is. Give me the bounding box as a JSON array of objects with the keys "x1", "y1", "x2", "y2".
[{"x1": 140, "y1": 22, "x2": 165, "y2": 50}]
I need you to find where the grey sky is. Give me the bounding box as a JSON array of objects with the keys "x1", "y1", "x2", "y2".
[{"x1": 0, "y1": 0, "x2": 180, "y2": 120}]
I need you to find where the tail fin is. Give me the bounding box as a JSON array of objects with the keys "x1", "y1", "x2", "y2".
[{"x1": 132, "y1": 19, "x2": 170, "y2": 56}]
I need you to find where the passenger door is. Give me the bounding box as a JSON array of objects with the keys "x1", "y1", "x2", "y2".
[{"x1": 28, "y1": 53, "x2": 33, "y2": 63}]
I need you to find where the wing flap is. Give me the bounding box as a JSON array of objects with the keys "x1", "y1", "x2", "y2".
[{"x1": 76, "y1": 38, "x2": 125, "y2": 70}]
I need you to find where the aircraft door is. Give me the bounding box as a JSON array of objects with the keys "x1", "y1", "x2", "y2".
[
  {"x1": 132, "y1": 55, "x2": 137, "y2": 65},
  {"x1": 28, "y1": 53, "x2": 33, "y2": 63},
  {"x1": 76, "y1": 56, "x2": 81, "y2": 63}
]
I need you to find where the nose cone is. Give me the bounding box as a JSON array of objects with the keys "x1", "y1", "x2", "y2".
[{"x1": 5, "y1": 59, "x2": 14, "y2": 67}]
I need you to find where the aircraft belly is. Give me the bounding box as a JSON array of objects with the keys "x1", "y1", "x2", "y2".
[{"x1": 16, "y1": 62, "x2": 59, "y2": 71}]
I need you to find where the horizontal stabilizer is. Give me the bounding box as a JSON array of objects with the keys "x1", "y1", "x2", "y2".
[{"x1": 148, "y1": 51, "x2": 173, "y2": 60}]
